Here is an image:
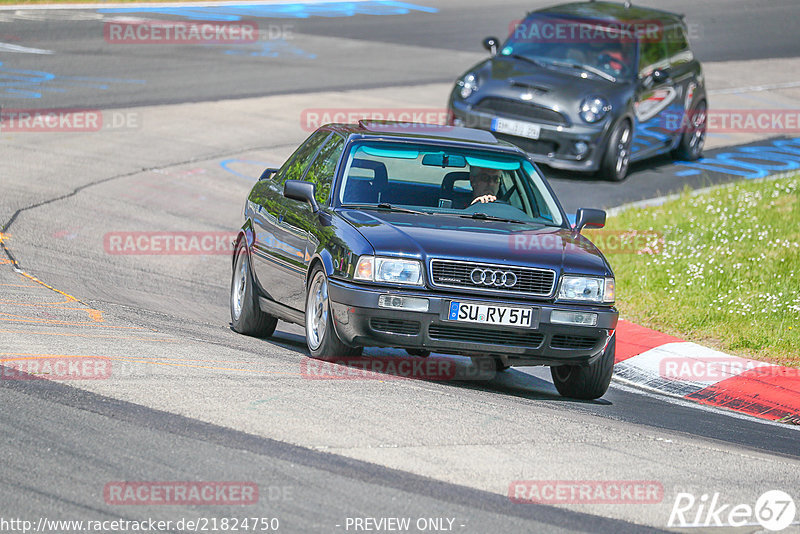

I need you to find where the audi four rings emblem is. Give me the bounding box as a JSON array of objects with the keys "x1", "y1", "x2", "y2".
[{"x1": 470, "y1": 268, "x2": 517, "y2": 288}]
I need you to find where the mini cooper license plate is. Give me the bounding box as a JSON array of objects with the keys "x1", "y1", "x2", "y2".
[
  {"x1": 447, "y1": 301, "x2": 534, "y2": 328},
  {"x1": 491, "y1": 117, "x2": 541, "y2": 140}
]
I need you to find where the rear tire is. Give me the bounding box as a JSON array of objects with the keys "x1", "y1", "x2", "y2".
[
  {"x1": 305, "y1": 266, "x2": 362, "y2": 361},
  {"x1": 230, "y1": 240, "x2": 278, "y2": 337},
  {"x1": 550, "y1": 337, "x2": 615, "y2": 400},
  {"x1": 599, "y1": 121, "x2": 632, "y2": 182},
  {"x1": 671, "y1": 100, "x2": 706, "y2": 161}
]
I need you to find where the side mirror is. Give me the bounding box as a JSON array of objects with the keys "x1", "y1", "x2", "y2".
[
  {"x1": 482, "y1": 36, "x2": 499, "y2": 57},
  {"x1": 258, "y1": 167, "x2": 279, "y2": 181},
  {"x1": 574, "y1": 208, "x2": 606, "y2": 233},
  {"x1": 651, "y1": 68, "x2": 670, "y2": 83},
  {"x1": 284, "y1": 180, "x2": 319, "y2": 213}
]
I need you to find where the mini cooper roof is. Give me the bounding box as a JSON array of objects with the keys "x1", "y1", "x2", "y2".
[{"x1": 534, "y1": 1, "x2": 685, "y2": 26}]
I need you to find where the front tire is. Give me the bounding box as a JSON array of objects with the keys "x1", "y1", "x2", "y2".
[
  {"x1": 550, "y1": 337, "x2": 615, "y2": 400},
  {"x1": 305, "y1": 266, "x2": 362, "y2": 361},
  {"x1": 599, "y1": 120, "x2": 632, "y2": 182},
  {"x1": 230, "y1": 240, "x2": 278, "y2": 337}
]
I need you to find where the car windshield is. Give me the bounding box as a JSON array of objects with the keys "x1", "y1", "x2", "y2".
[
  {"x1": 500, "y1": 14, "x2": 638, "y2": 80},
  {"x1": 338, "y1": 142, "x2": 564, "y2": 227}
]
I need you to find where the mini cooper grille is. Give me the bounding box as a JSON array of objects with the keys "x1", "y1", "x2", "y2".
[
  {"x1": 429, "y1": 324, "x2": 544, "y2": 347},
  {"x1": 370, "y1": 318, "x2": 420, "y2": 336},
  {"x1": 475, "y1": 97, "x2": 569, "y2": 126},
  {"x1": 430, "y1": 260, "x2": 555, "y2": 296},
  {"x1": 550, "y1": 334, "x2": 599, "y2": 350}
]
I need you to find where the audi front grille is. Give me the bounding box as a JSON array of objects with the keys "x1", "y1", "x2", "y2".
[{"x1": 429, "y1": 259, "x2": 555, "y2": 297}]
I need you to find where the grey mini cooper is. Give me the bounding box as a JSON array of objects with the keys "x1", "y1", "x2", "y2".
[{"x1": 448, "y1": 1, "x2": 707, "y2": 181}]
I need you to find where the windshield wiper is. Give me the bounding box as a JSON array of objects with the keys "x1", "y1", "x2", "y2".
[
  {"x1": 547, "y1": 60, "x2": 616, "y2": 82},
  {"x1": 507, "y1": 54, "x2": 547, "y2": 68},
  {"x1": 367, "y1": 203, "x2": 431, "y2": 215},
  {"x1": 458, "y1": 212, "x2": 527, "y2": 224}
]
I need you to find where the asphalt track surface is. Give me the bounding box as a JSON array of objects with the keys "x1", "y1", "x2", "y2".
[{"x1": 2, "y1": 1, "x2": 800, "y2": 532}]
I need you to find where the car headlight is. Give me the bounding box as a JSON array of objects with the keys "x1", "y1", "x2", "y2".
[
  {"x1": 354, "y1": 256, "x2": 423, "y2": 285},
  {"x1": 558, "y1": 275, "x2": 615, "y2": 303},
  {"x1": 457, "y1": 72, "x2": 479, "y2": 99},
  {"x1": 579, "y1": 96, "x2": 612, "y2": 123}
]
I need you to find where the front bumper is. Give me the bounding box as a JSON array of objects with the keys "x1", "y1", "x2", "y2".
[
  {"x1": 450, "y1": 100, "x2": 612, "y2": 172},
  {"x1": 327, "y1": 279, "x2": 618, "y2": 367}
]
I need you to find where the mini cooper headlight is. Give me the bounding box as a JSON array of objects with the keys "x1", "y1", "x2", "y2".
[
  {"x1": 558, "y1": 275, "x2": 615, "y2": 303},
  {"x1": 354, "y1": 256, "x2": 423, "y2": 285},
  {"x1": 457, "y1": 72, "x2": 480, "y2": 99},
  {"x1": 579, "y1": 96, "x2": 612, "y2": 123}
]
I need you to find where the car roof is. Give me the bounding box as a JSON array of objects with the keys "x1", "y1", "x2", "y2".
[
  {"x1": 533, "y1": 1, "x2": 684, "y2": 25},
  {"x1": 323, "y1": 121, "x2": 523, "y2": 152}
]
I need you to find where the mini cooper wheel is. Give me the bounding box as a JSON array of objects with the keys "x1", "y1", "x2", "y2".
[
  {"x1": 600, "y1": 120, "x2": 632, "y2": 182},
  {"x1": 230, "y1": 240, "x2": 278, "y2": 337},
  {"x1": 672, "y1": 100, "x2": 706, "y2": 161},
  {"x1": 550, "y1": 337, "x2": 615, "y2": 400},
  {"x1": 305, "y1": 266, "x2": 362, "y2": 361}
]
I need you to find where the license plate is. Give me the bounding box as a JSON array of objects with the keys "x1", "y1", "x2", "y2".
[
  {"x1": 491, "y1": 117, "x2": 541, "y2": 139},
  {"x1": 447, "y1": 301, "x2": 534, "y2": 328}
]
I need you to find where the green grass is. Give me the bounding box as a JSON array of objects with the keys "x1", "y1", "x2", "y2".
[{"x1": 588, "y1": 174, "x2": 800, "y2": 367}]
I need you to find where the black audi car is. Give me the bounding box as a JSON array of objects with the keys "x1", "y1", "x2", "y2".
[
  {"x1": 448, "y1": 1, "x2": 707, "y2": 181},
  {"x1": 231, "y1": 121, "x2": 618, "y2": 399}
]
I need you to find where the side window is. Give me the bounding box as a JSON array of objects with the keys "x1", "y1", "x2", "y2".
[
  {"x1": 303, "y1": 134, "x2": 345, "y2": 204},
  {"x1": 666, "y1": 26, "x2": 693, "y2": 66},
  {"x1": 638, "y1": 38, "x2": 668, "y2": 78},
  {"x1": 273, "y1": 130, "x2": 330, "y2": 185}
]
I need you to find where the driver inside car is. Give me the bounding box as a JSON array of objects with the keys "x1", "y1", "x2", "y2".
[{"x1": 469, "y1": 166, "x2": 502, "y2": 205}]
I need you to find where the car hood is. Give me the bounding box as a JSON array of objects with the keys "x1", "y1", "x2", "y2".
[
  {"x1": 339, "y1": 209, "x2": 611, "y2": 278},
  {"x1": 470, "y1": 56, "x2": 625, "y2": 116}
]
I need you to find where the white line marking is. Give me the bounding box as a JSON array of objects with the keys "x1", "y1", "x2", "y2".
[
  {"x1": 0, "y1": 42, "x2": 53, "y2": 54},
  {"x1": 709, "y1": 81, "x2": 800, "y2": 95},
  {"x1": 0, "y1": 0, "x2": 377, "y2": 11}
]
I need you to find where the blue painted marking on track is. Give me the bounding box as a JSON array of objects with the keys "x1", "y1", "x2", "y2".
[
  {"x1": 675, "y1": 169, "x2": 701, "y2": 176},
  {"x1": 98, "y1": 1, "x2": 438, "y2": 21},
  {"x1": 223, "y1": 40, "x2": 316, "y2": 59},
  {"x1": 0, "y1": 62, "x2": 145, "y2": 99},
  {"x1": 220, "y1": 158, "x2": 270, "y2": 180},
  {"x1": 674, "y1": 137, "x2": 800, "y2": 179}
]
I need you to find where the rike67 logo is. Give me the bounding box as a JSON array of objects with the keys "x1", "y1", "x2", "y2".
[{"x1": 669, "y1": 490, "x2": 797, "y2": 531}]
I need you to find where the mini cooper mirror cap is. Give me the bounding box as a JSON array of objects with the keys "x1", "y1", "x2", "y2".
[
  {"x1": 483, "y1": 36, "x2": 499, "y2": 56},
  {"x1": 284, "y1": 179, "x2": 319, "y2": 213},
  {"x1": 574, "y1": 208, "x2": 606, "y2": 232}
]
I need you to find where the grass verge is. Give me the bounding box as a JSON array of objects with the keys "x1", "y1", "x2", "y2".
[{"x1": 588, "y1": 174, "x2": 799, "y2": 367}]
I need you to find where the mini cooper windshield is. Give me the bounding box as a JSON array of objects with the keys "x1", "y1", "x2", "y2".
[
  {"x1": 500, "y1": 14, "x2": 638, "y2": 80},
  {"x1": 338, "y1": 143, "x2": 564, "y2": 227}
]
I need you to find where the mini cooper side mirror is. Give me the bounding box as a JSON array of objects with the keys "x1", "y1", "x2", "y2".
[
  {"x1": 483, "y1": 36, "x2": 499, "y2": 56},
  {"x1": 284, "y1": 179, "x2": 319, "y2": 213},
  {"x1": 574, "y1": 208, "x2": 606, "y2": 233},
  {"x1": 258, "y1": 167, "x2": 279, "y2": 181}
]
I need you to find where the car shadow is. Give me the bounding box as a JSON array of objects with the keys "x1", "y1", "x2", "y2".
[
  {"x1": 540, "y1": 153, "x2": 676, "y2": 183},
  {"x1": 293, "y1": 342, "x2": 612, "y2": 405}
]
